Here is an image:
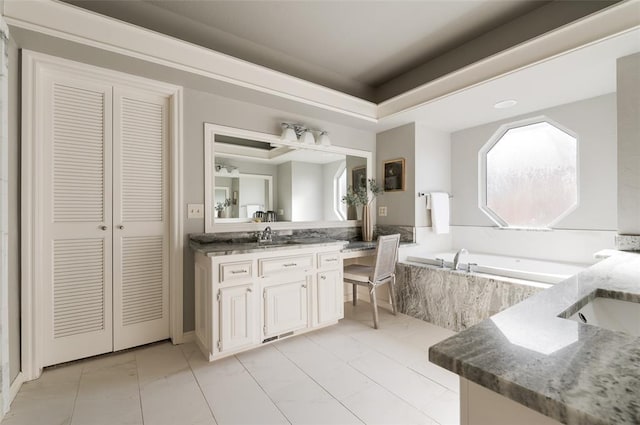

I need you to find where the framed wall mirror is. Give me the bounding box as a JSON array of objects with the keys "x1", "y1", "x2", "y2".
[{"x1": 204, "y1": 123, "x2": 372, "y2": 232}]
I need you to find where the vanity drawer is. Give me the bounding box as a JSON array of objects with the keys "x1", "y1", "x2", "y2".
[
  {"x1": 219, "y1": 261, "x2": 253, "y2": 283},
  {"x1": 318, "y1": 252, "x2": 341, "y2": 269},
  {"x1": 259, "y1": 255, "x2": 314, "y2": 276}
]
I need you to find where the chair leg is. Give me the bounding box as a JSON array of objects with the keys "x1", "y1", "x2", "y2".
[
  {"x1": 369, "y1": 286, "x2": 379, "y2": 329},
  {"x1": 352, "y1": 284, "x2": 357, "y2": 306},
  {"x1": 388, "y1": 276, "x2": 398, "y2": 315}
]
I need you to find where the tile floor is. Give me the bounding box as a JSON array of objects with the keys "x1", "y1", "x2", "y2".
[{"x1": 2, "y1": 303, "x2": 459, "y2": 425}]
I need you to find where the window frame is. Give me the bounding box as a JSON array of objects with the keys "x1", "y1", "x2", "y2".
[{"x1": 478, "y1": 116, "x2": 580, "y2": 230}]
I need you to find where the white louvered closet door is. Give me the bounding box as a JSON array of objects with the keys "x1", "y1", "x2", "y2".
[
  {"x1": 112, "y1": 87, "x2": 169, "y2": 351},
  {"x1": 42, "y1": 74, "x2": 114, "y2": 367}
]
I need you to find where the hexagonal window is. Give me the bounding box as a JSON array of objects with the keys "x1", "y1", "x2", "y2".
[{"x1": 479, "y1": 118, "x2": 578, "y2": 229}]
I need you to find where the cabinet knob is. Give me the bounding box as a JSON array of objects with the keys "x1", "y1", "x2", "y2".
[
  {"x1": 246, "y1": 288, "x2": 252, "y2": 293},
  {"x1": 301, "y1": 284, "x2": 307, "y2": 289},
  {"x1": 99, "y1": 225, "x2": 107, "y2": 231},
  {"x1": 320, "y1": 275, "x2": 326, "y2": 280},
  {"x1": 118, "y1": 225, "x2": 125, "y2": 230}
]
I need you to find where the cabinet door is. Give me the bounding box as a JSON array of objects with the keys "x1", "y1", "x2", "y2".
[
  {"x1": 317, "y1": 270, "x2": 344, "y2": 325},
  {"x1": 219, "y1": 285, "x2": 254, "y2": 352},
  {"x1": 263, "y1": 277, "x2": 309, "y2": 337}
]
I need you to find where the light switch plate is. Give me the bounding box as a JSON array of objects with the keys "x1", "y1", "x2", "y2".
[
  {"x1": 378, "y1": 206, "x2": 387, "y2": 217},
  {"x1": 187, "y1": 203, "x2": 204, "y2": 219}
]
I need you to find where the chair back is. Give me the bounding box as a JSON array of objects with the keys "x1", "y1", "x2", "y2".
[{"x1": 371, "y1": 234, "x2": 400, "y2": 283}]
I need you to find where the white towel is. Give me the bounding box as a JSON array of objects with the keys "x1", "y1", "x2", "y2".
[{"x1": 430, "y1": 192, "x2": 450, "y2": 234}]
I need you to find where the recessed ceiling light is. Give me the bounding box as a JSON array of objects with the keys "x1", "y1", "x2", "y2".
[{"x1": 494, "y1": 99, "x2": 518, "y2": 109}]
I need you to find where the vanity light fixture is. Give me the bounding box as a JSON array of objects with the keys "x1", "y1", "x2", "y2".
[
  {"x1": 316, "y1": 131, "x2": 331, "y2": 146},
  {"x1": 280, "y1": 122, "x2": 331, "y2": 146},
  {"x1": 215, "y1": 163, "x2": 240, "y2": 177},
  {"x1": 280, "y1": 123, "x2": 297, "y2": 143},
  {"x1": 300, "y1": 129, "x2": 315, "y2": 145},
  {"x1": 494, "y1": 99, "x2": 518, "y2": 109}
]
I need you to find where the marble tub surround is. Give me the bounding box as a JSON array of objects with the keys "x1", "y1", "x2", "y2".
[
  {"x1": 429, "y1": 252, "x2": 640, "y2": 425},
  {"x1": 396, "y1": 262, "x2": 543, "y2": 332},
  {"x1": 376, "y1": 225, "x2": 415, "y2": 242},
  {"x1": 615, "y1": 234, "x2": 640, "y2": 251}
]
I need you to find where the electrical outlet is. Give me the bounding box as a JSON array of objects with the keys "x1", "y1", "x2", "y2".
[
  {"x1": 187, "y1": 203, "x2": 204, "y2": 219},
  {"x1": 378, "y1": 206, "x2": 387, "y2": 217}
]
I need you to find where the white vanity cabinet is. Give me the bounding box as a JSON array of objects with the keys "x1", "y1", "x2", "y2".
[
  {"x1": 263, "y1": 277, "x2": 309, "y2": 337},
  {"x1": 316, "y1": 252, "x2": 344, "y2": 326},
  {"x1": 218, "y1": 284, "x2": 255, "y2": 352},
  {"x1": 194, "y1": 243, "x2": 345, "y2": 361}
]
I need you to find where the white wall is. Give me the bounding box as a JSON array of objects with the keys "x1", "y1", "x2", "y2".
[
  {"x1": 239, "y1": 177, "x2": 268, "y2": 216},
  {"x1": 277, "y1": 162, "x2": 292, "y2": 221},
  {"x1": 375, "y1": 122, "x2": 454, "y2": 252},
  {"x1": 451, "y1": 93, "x2": 617, "y2": 231},
  {"x1": 413, "y1": 124, "x2": 454, "y2": 250},
  {"x1": 291, "y1": 162, "x2": 323, "y2": 222},
  {"x1": 322, "y1": 160, "x2": 344, "y2": 221},
  {"x1": 448, "y1": 94, "x2": 618, "y2": 263},
  {"x1": 376, "y1": 123, "x2": 415, "y2": 226},
  {"x1": 617, "y1": 53, "x2": 640, "y2": 235}
]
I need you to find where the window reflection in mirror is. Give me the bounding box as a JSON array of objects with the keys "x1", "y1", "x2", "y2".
[{"x1": 213, "y1": 134, "x2": 366, "y2": 222}]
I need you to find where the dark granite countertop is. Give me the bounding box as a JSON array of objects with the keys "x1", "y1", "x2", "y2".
[
  {"x1": 190, "y1": 238, "x2": 349, "y2": 256},
  {"x1": 429, "y1": 252, "x2": 640, "y2": 425},
  {"x1": 190, "y1": 235, "x2": 416, "y2": 257}
]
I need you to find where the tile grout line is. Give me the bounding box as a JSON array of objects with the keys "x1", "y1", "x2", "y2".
[
  {"x1": 343, "y1": 355, "x2": 443, "y2": 425},
  {"x1": 309, "y1": 331, "x2": 442, "y2": 421},
  {"x1": 344, "y1": 318, "x2": 457, "y2": 394},
  {"x1": 68, "y1": 363, "x2": 86, "y2": 425},
  {"x1": 311, "y1": 321, "x2": 447, "y2": 424},
  {"x1": 271, "y1": 338, "x2": 366, "y2": 425},
  {"x1": 178, "y1": 344, "x2": 221, "y2": 425},
  {"x1": 233, "y1": 353, "x2": 294, "y2": 425},
  {"x1": 346, "y1": 320, "x2": 455, "y2": 423},
  {"x1": 134, "y1": 351, "x2": 145, "y2": 425}
]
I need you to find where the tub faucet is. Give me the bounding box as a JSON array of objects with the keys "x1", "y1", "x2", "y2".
[{"x1": 453, "y1": 248, "x2": 468, "y2": 270}]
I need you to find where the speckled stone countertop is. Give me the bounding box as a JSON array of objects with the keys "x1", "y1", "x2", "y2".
[
  {"x1": 190, "y1": 238, "x2": 349, "y2": 256},
  {"x1": 190, "y1": 237, "x2": 416, "y2": 257},
  {"x1": 429, "y1": 252, "x2": 640, "y2": 425}
]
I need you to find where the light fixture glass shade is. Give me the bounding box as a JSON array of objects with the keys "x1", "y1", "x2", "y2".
[
  {"x1": 300, "y1": 129, "x2": 315, "y2": 145},
  {"x1": 280, "y1": 124, "x2": 297, "y2": 142},
  {"x1": 316, "y1": 131, "x2": 331, "y2": 146}
]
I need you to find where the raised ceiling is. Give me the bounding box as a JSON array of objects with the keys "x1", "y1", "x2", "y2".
[{"x1": 62, "y1": 0, "x2": 620, "y2": 101}]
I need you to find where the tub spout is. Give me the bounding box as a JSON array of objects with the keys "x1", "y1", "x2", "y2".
[{"x1": 453, "y1": 248, "x2": 468, "y2": 270}]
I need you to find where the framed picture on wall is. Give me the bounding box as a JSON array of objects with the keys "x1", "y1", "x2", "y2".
[
  {"x1": 383, "y1": 158, "x2": 405, "y2": 191},
  {"x1": 352, "y1": 166, "x2": 367, "y2": 192}
]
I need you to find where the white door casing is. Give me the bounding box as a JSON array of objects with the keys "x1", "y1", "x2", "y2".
[{"x1": 21, "y1": 51, "x2": 183, "y2": 379}]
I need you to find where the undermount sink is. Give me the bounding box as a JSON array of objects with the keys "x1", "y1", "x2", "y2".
[{"x1": 567, "y1": 297, "x2": 640, "y2": 337}]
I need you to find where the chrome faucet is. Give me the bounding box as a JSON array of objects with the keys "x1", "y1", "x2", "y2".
[
  {"x1": 256, "y1": 226, "x2": 273, "y2": 243},
  {"x1": 453, "y1": 248, "x2": 468, "y2": 270}
]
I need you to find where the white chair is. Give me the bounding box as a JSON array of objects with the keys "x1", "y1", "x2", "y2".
[{"x1": 343, "y1": 234, "x2": 400, "y2": 329}]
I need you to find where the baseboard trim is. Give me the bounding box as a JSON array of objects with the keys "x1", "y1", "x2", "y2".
[{"x1": 8, "y1": 372, "x2": 25, "y2": 410}]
